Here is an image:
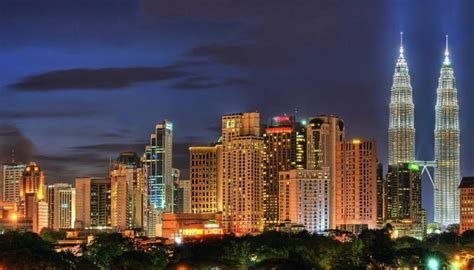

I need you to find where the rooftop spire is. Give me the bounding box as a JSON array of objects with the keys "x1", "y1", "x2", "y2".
[
  {"x1": 444, "y1": 35, "x2": 451, "y2": 65},
  {"x1": 399, "y1": 32, "x2": 404, "y2": 55}
]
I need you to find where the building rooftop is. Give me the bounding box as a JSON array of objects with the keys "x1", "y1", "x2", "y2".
[{"x1": 459, "y1": 177, "x2": 474, "y2": 189}]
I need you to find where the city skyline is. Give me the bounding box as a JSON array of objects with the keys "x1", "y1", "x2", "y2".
[{"x1": 1, "y1": 0, "x2": 473, "y2": 225}]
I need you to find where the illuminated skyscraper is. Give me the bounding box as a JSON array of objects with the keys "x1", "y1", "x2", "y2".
[
  {"x1": 143, "y1": 121, "x2": 173, "y2": 212},
  {"x1": 385, "y1": 163, "x2": 425, "y2": 239},
  {"x1": 459, "y1": 177, "x2": 474, "y2": 234},
  {"x1": 335, "y1": 139, "x2": 377, "y2": 233},
  {"x1": 189, "y1": 145, "x2": 222, "y2": 214},
  {"x1": 221, "y1": 112, "x2": 264, "y2": 234},
  {"x1": 263, "y1": 115, "x2": 306, "y2": 227},
  {"x1": 111, "y1": 152, "x2": 148, "y2": 232},
  {"x1": 143, "y1": 120, "x2": 173, "y2": 237},
  {"x1": 434, "y1": 36, "x2": 460, "y2": 226},
  {"x1": 2, "y1": 162, "x2": 26, "y2": 204},
  {"x1": 306, "y1": 115, "x2": 344, "y2": 229},
  {"x1": 46, "y1": 183, "x2": 75, "y2": 229},
  {"x1": 279, "y1": 168, "x2": 330, "y2": 233},
  {"x1": 21, "y1": 162, "x2": 45, "y2": 219},
  {"x1": 388, "y1": 33, "x2": 415, "y2": 165},
  {"x1": 75, "y1": 177, "x2": 111, "y2": 229},
  {"x1": 376, "y1": 163, "x2": 385, "y2": 223}
]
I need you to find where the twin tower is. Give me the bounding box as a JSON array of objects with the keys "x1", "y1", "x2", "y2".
[{"x1": 388, "y1": 33, "x2": 460, "y2": 226}]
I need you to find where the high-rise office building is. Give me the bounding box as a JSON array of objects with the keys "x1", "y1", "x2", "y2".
[
  {"x1": 111, "y1": 170, "x2": 129, "y2": 231},
  {"x1": 35, "y1": 200, "x2": 49, "y2": 233},
  {"x1": 221, "y1": 112, "x2": 264, "y2": 234},
  {"x1": 110, "y1": 152, "x2": 148, "y2": 232},
  {"x1": 376, "y1": 163, "x2": 385, "y2": 223},
  {"x1": 172, "y1": 168, "x2": 180, "y2": 212},
  {"x1": 143, "y1": 121, "x2": 173, "y2": 236},
  {"x1": 386, "y1": 163, "x2": 422, "y2": 220},
  {"x1": 21, "y1": 162, "x2": 45, "y2": 220},
  {"x1": 46, "y1": 183, "x2": 75, "y2": 229},
  {"x1": 335, "y1": 139, "x2": 377, "y2": 233},
  {"x1": 388, "y1": 33, "x2": 415, "y2": 166},
  {"x1": 263, "y1": 115, "x2": 305, "y2": 227},
  {"x1": 279, "y1": 168, "x2": 330, "y2": 233},
  {"x1": 385, "y1": 163, "x2": 425, "y2": 238},
  {"x1": 434, "y1": 37, "x2": 461, "y2": 226},
  {"x1": 306, "y1": 115, "x2": 344, "y2": 229},
  {"x1": 189, "y1": 145, "x2": 222, "y2": 214},
  {"x1": 459, "y1": 177, "x2": 474, "y2": 234},
  {"x1": 75, "y1": 177, "x2": 111, "y2": 229},
  {"x1": 2, "y1": 162, "x2": 26, "y2": 204},
  {"x1": 143, "y1": 120, "x2": 173, "y2": 213},
  {"x1": 175, "y1": 179, "x2": 191, "y2": 213}
]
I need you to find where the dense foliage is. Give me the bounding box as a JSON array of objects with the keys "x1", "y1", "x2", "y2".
[
  {"x1": 0, "y1": 228, "x2": 473, "y2": 269},
  {"x1": 171, "y1": 228, "x2": 474, "y2": 269}
]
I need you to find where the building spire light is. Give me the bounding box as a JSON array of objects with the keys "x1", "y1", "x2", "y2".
[
  {"x1": 444, "y1": 35, "x2": 451, "y2": 65},
  {"x1": 399, "y1": 32, "x2": 404, "y2": 55}
]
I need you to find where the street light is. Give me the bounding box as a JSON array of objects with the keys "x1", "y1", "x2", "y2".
[{"x1": 428, "y1": 258, "x2": 439, "y2": 270}]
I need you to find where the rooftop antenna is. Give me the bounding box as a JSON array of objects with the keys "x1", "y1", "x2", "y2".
[{"x1": 10, "y1": 148, "x2": 15, "y2": 163}]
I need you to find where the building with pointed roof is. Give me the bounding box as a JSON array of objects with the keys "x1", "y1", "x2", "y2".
[
  {"x1": 434, "y1": 36, "x2": 461, "y2": 226},
  {"x1": 388, "y1": 32, "x2": 416, "y2": 166}
]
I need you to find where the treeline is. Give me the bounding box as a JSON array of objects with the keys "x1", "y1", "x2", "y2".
[
  {"x1": 0, "y1": 232, "x2": 168, "y2": 270},
  {"x1": 172, "y1": 228, "x2": 474, "y2": 269},
  {"x1": 0, "y1": 228, "x2": 474, "y2": 269}
]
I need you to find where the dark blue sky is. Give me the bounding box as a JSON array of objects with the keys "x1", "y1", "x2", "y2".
[{"x1": 0, "y1": 0, "x2": 472, "y2": 222}]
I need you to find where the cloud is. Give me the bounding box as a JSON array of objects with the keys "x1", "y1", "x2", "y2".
[
  {"x1": 96, "y1": 132, "x2": 128, "y2": 139},
  {"x1": 33, "y1": 153, "x2": 109, "y2": 182},
  {"x1": 187, "y1": 44, "x2": 296, "y2": 68},
  {"x1": 173, "y1": 76, "x2": 246, "y2": 90},
  {"x1": 68, "y1": 143, "x2": 146, "y2": 154},
  {"x1": 9, "y1": 67, "x2": 187, "y2": 91},
  {"x1": 142, "y1": 0, "x2": 386, "y2": 68},
  {"x1": 0, "y1": 109, "x2": 98, "y2": 120}
]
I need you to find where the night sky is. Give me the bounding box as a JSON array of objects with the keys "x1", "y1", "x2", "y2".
[{"x1": 0, "y1": 0, "x2": 473, "y2": 222}]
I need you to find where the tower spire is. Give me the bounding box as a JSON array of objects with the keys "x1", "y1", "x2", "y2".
[
  {"x1": 444, "y1": 35, "x2": 450, "y2": 65},
  {"x1": 400, "y1": 32, "x2": 404, "y2": 55}
]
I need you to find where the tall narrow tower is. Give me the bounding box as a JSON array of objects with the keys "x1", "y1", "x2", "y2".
[
  {"x1": 434, "y1": 36, "x2": 460, "y2": 226},
  {"x1": 388, "y1": 33, "x2": 415, "y2": 165}
]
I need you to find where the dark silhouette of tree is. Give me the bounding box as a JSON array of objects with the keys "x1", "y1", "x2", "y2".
[
  {"x1": 461, "y1": 230, "x2": 474, "y2": 245},
  {"x1": 358, "y1": 228, "x2": 395, "y2": 268},
  {"x1": 84, "y1": 233, "x2": 134, "y2": 269},
  {"x1": 109, "y1": 250, "x2": 166, "y2": 270},
  {"x1": 0, "y1": 231, "x2": 73, "y2": 269},
  {"x1": 40, "y1": 228, "x2": 67, "y2": 243}
]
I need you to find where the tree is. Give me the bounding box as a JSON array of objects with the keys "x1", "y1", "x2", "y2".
[
  {"x1": 84, "y1": 233, "x2": 133, "y2": 269},
  {"x1": 0, "y1": 231, "x2": 72, "y2": 269},
  {"x1": 221, "y1": 240, "x2": 252, "y2": 269},
  {"x1": 40, "y1": 227, "x2": 67, "y2": 243},
  {"x1": 461, "y1": 230, "x2": 474, "y2": 245},
  {"x1": 358, "y1": 228, "x2": 395, "y2": 268},
  {"x1": 109, "y1": 250, "x2": 161, "y2": 270}
]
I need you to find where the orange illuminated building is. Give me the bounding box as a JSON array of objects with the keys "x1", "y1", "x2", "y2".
[
  {"x1": 221, "y1": 112, "x2": 264, "y2": 234},
  {"x1": 189, "y1": 145, "x2": 223, "y2": 214},
  {"x1": 161, "y1": 212, "x2": 223, "y2": 242},
  {"x1": 263, "y1": 115, "x2": 306, "y2": 227},
  {"x1": 459, "y1": 177, "x2": 474, "y2": 234},
  {"x1": 19, "y1": 162, "x2": 47, "y2": 233},
  {"x1": 335, "y1": 139, "x2": 377, "y2": 233},
  {"x1": 21, "y1": 162, "x2": 45, "y2": 201}
]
